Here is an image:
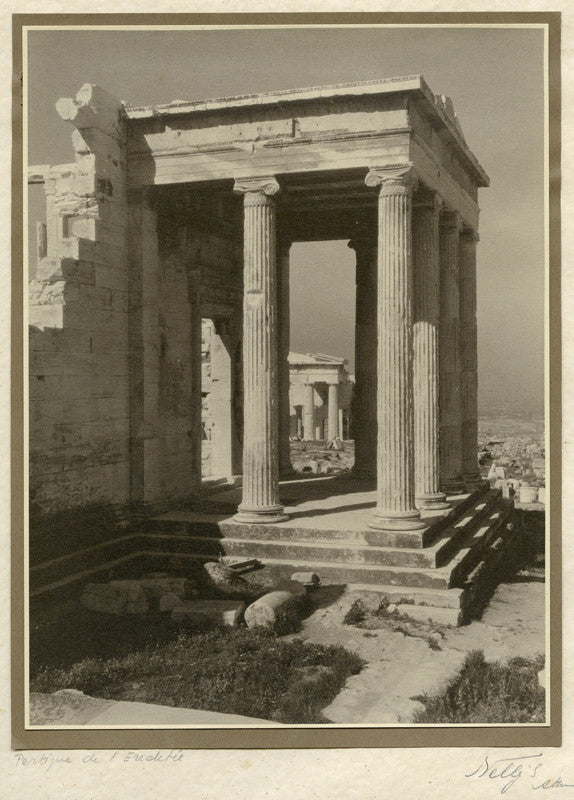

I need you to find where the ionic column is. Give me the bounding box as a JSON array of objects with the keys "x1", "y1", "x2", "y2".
[
  {"x1": 296, "y1": 409, "x2": 303, "y2": 439},
  {"x1": 277, "y1": 237, "x2": 293, "y2": 476},
  {"x1": 413, "y1": 192, "x2": 450, "y2": 510},
  {"x1": 439, "y1": 210, "x2": 465, "y2": 494},
  {"x1": 233, "y1": 177, "x2": 287, "y2": 523},
  {"x1": 303, "y1": 382, "x2": 315, "y2": 441},
  {"x1": 366, "y1": 166, "x2": 425, "y2": 531},
  {"x1": 348, "y1": 234, "x2": 377, "y2": 479},
  {"x1": 460, "y1": 228, "x2": 482, "y2": 489},
  {"x1": 328, "y1": 382, "x2": 339, "y2": 441}
]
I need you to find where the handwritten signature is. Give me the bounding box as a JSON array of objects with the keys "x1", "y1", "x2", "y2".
[{"x1": 466, "y1": 754, "x2": 574, "y2": 794}]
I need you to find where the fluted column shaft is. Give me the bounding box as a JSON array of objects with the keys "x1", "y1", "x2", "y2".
[
  {"x1": 349, "y1": 235, "x2": 377, "y2": 478},
  {"x1": 303, "y1": 382, "x2": 315, "y2": 441},
  {"x1": 234, "y1": 177, "x2": 287, "y2": 523},
  {"x1": 328, "y1": 382, "x2": 339, "y2": 441},
  {"x1": 413, "y1": 194, "x2": 450, "y2": 510},
  {"x1": 277, "y1": 238, "x2": 292, "y2": 476},
  {"x1": 460, "y1": 229, "x2": 482, "y2": 489},
  {"x1": 439, "y1": 210, "x2": 465, "y2": 494},
  {"x1": 366, "y1": 166, "x2": 424, "y2": 531}
]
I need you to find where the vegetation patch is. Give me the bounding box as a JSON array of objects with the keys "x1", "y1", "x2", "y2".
[
  {"x1": 412, "y1": 650, "x2": 545, "y2": 724},
  {"x1": 31, "y1": 625, "x2": 363, "y2": 724}
]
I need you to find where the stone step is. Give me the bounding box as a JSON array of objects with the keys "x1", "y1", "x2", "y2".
[
  {"x1": 142, "y1": 482, "x2": 492, "y2": 550},
  {"x1": 29, "y1": 552, "x2": 146, "y2": 601},
  {"x1": 431, "y1": 491, "x2": 503, "y2": 566},
  {"x1": 346, "y1": 583, "x2": 468, "y2": 610},
  {"x1": 136, "y1": 551, "x2": 454, "y2": 589},
  {"x1": 139, "y1": 517, "x2": 438, "y2": 549},
  {"x1": 394, "y1": 602, "x2": 463, "y2": 627},
  {"x1": 134, "y1": 488, "x2": 502, "y2": 574},
  {"x1": 145, "y1": 534, "x2": 442, "y2": 568},
  {"x1": 29, "y1": 489, "x2": 498, "y2": 594},
  {"x1": 447, "y1": 501, "x2": 514, "y2": 588},
  {"x1": 29, "y1": 534, "x2": 139, "y2": 591}
]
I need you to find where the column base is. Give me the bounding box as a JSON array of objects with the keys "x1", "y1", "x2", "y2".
[
  {"x1": 463, "y1": 472, "x2": 485, "y2": 492},
  {"x1": 369, "y1": 508, "x2": 426, "y2": 532},
  {"x1": 415, "y1": 492, "x2": 450, "y2": 511},
  {"x1": 441, "y1": 477, "x2": 466, "y2": 495},
  {"x1": 234, "y1": 503, "x2": 288, "y2": 524}
]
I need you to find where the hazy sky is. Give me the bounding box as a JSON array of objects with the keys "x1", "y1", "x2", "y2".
[{"x1": 26, "y1": 26, "x2": 546, "y2": 413}]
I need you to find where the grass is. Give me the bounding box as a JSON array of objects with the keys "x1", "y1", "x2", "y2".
[
  {"x1": 31, "y1": 624, "x2": 363, "y2": 724},
  {"x1": 412, "y1": 650, "x2": 545, "y2": 724}
]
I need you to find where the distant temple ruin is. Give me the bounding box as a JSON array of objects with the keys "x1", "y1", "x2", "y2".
[{"x1": 287, "y1": 352, "x2": 353, "y2": 443}]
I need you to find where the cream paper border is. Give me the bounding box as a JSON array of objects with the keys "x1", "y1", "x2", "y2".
[{"x1": 4, "y1": 5, "x2": 572, "y2": 798}]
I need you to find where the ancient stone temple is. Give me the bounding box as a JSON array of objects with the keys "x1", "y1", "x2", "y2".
[
  {"x1": 29, "y1": 77, "x2": 512, "y2": 618},
  {"x1": 288, "y1": 352, "x2": 353, "y2": 442}
]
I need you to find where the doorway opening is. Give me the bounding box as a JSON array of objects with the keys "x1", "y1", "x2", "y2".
[{"x1": 288, "y1": 240, "x2": 356, "y2": 474}]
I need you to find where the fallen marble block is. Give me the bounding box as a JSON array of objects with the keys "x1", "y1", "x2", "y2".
[
  {"x1": 171, "y1": 600, "x2": 246, "y2": 627},
  {"x1": 81, "y1": 581, "x2": 148, "y2": 615}
]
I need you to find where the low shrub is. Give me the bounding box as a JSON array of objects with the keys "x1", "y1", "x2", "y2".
[{"x1": 412, "y1": 650, "x2": 545, "y2": 724}]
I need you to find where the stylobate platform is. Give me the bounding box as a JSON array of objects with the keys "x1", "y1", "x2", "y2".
[{"x1": 154, "y1": 474, "x2": 477, "y2": 548}]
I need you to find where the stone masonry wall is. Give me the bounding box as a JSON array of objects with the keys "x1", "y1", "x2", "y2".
[
  {"x1": 29, "y1": 87, "x2": 243, "y2": 518},
  {"x1": 29, "y1": 85, "x2": 130, "y2": 517}
]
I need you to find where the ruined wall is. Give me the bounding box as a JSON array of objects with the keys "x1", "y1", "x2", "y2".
[
  {"x1": 29, "y1": 86, "x2": 243, "y2": 519},
  {"x1": 29, "y1": 85, "x2": 131, "y2": 517}
]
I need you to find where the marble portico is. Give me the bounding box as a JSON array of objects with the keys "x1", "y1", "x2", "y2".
[{"x1": 29, "y1": 76, "x2": 493, "y2": 595}]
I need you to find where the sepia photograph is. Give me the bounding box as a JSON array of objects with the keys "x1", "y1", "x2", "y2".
[{"x1": 15, "y1": 16, "x2": 557, "y2": 747}]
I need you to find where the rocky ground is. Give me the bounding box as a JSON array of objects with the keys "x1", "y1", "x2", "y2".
[
  {"x1": 290, "y1": 439, "x2": 355, "y2": 475},
  {"x1": 287, "y1": 572, "x2": 545, "y2": 724}
]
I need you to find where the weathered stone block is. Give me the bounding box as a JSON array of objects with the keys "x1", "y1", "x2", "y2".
[
  {"x1": 171, "y1": 600, "x2": 245, "y2": 627},
  {"x1": 81, "y1": 581, "x2": 148, "y2": 615},
  {"x1": 291, "y1": 572, "x2": 320, "y2": 587},
  {"x1": 244, "y1": 590, "x2": 302, "y2": 631},
  {"x1": 202, "y1": 561, "x2": 252, "y2": 599},
  {"x1": 140, "y1": 575, "x2": 196, "y2": 600},
  {"x1": 159, "y1": 592, "x2": 185, "y2": 612},
  {"x1": 395, "y1": 602, "x2": 461, "y2": 627},
  {"x1": 274, "y1": 579, "x2": 307, "y2": 599}
]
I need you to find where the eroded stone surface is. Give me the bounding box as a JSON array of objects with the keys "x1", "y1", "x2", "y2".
[{"x1": 171, "y1": 599, "x2": 245, "y2": 627}]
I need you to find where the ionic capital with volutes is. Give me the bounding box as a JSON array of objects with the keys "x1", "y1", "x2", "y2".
[
  {"x1": 234, "y1": 176, "x2": 280, "y2": 204},
  {"x1": 440, "y1": 208, "x2": 463, "y2": 233},
  {"x1": 365, "y1": 165, "x2": 418, "y2": 197},
  {"x1": 414, "y1": 189, "x2": 444, "y2": 215},
  {"x1": 461, "y1": 227, "x2": 480, "y2": 244}
]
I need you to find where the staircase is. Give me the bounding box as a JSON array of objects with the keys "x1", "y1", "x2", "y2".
[
  {"x1": 132, "y1": 482, "x2": 515, "y2": 625},
  {"x1": 30, "y1": 481, "x2": 516, "y2": 626}
]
